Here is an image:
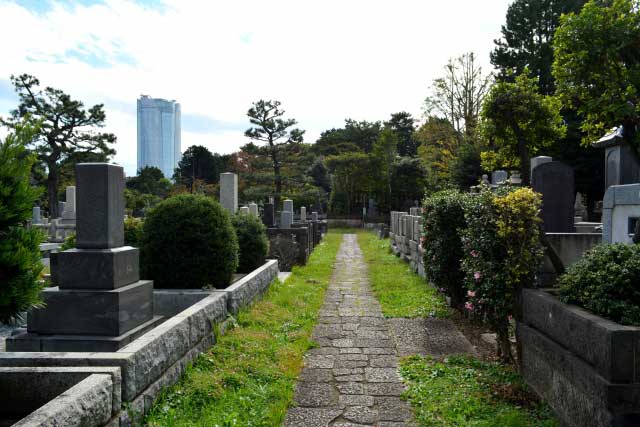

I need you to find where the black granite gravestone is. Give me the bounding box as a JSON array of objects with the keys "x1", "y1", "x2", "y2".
[
  {"x1": 262, "y1": 203, "x2": 275, "y2": 227},
  {"x1": 532, "y1": 161, "x2": 575, "y2": 233}
]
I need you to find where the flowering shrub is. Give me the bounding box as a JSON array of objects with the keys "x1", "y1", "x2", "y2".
[
  {"x1": 461, "y1": 187, "x2": 543, "y2": 362},
  {"x1": 422, "y1": 190, "x2": 470, "y2": 307}
]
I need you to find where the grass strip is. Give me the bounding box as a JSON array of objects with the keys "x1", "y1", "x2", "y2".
[
  {"x1": 356, "y1": 230, "x2": 448, "y2": 318},
  {"x1": 145, "y1": 231, "x2": 344, "y2": 427},
  {"x1": 400, "y1": 355, "x2": 558, "y2": 427}
]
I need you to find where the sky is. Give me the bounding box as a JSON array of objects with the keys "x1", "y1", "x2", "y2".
[{"x1": 0, "y1": 0, "x2": 513, "y2": 176}]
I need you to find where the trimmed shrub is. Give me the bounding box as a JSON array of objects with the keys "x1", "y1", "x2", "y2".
[
  {"x1": 60, "y1": 233, "x2": 76, "y2": 250},
  {"x1": 0, "y1": 122, "x2": 45, "y2": 323},
  {"x1": 422, "y1": 189, "x2": 469, "y2": 308},
  {"x1": 559, "y1": 243, "x2": 640, "y2": 326},
  {"x1": 141, "y1": 194, "x2": 238, "y2": 289},
  {"x1": 461, "y1": 187, "x2": 543, "y2": 362},
  {"x1": 232, "y1": 214, "x2": 269, "y2": 273},
  {"x1": 124, "y1": 217, "x2": 144, "y2": 247}
]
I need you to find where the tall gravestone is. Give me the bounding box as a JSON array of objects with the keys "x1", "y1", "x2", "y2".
[
  {"x1": 300, "y1": 206, "x2": 307, "y2": 222},
  {"x1": 32, "y1": 207, "x2": 41, "y2": 225},
  {"x1": 249, "y1": 202, "x2": 259, "y2": 217},
  {"x1": 312, "y1": 212, "x2": 319, "y2": 221},
  {"x1": 281, "y1": 210, "x2": 293, "y2": 229},
  {"x1": 530, "y1": 156, "x2": 552, "y2": 182},
  {"x1": 532, "y1": 161, "x2": 575, "y2": 232},
  {"x1": 593, "y1": 126, "x2": 640, "y2": 191},
  {"x1": 8, "y1": 163, "x2": 159, "y2": 352},
  {"x1": 283, "y1": 199, "x2": 294, "y2": 213},
  {"x1": 60, "y1": 186, "x2": 76, "y2": 224},
  {"x1": 263, "y1": 203, "x2": 275, "y2": 227},
  {"x1": 220, "y1": 173, "x2": 238, "y2": 214}
]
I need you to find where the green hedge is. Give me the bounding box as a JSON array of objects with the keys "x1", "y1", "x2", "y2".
[
  {"x1": 422, "y1": 189, "x2": 469, "y2": 308},
  {"x1": 232, "y1": 214, "x2": 269, "y2": 273},
  {"x1": 559, "y1": 243, "x2": 640, "y2": 326},
  {"x1": 141, "y1": 194, "x2": 238, "y2": 289}
]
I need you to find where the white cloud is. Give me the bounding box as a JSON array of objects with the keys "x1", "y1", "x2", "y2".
[{"x1": 0, "y1": 0, "x2": 511, "y2": 175}]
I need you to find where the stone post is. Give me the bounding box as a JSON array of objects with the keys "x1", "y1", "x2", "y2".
[
  {"x1": 312, "y1": 212, "x2": 319, "y2": 221},
  {"x1": 283, "y1": 199, "x2": 294, "y2": 213},
  {"x1": 300, "y1": 206, "x2": 307, "y2": 222},
  {"x1": 249, "y1": 202, "x2": 259, "y2": 217},
  {"x1": 240, "y1": 206, "x2": 249, "y2": 215},
  {"x1": 32, "y1": 207, "x2": 41, "y2": 224},
  {"x1": 281, "y1": 211, "x2": 293, "y2": 229},
  {"x1": 220, "y1": 173, "x2": 238, "y2": 214}
]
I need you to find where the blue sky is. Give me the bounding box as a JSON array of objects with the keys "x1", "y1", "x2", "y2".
[{"x1": 0, "y1": 0, "x2": 512, "y2": 175}]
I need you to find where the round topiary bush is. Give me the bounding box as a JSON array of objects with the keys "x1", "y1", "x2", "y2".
[
  {"x1": 231, "y1": 214, "x2": 269, "y2": 273},
  {"x1": 141, "y1": 193, "x2": 238, "y2": 289},
  {"x1": 559, "y1": 243, "x2": 640, "y2": 326},
  {"x1": 124, "y1": 217, "x2": 144, "y2": 247}
]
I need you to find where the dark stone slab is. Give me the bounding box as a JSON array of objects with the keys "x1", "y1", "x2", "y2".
[
  {"x1": 518, "y1": 323, "x2": 640, "y2": 427},
  {"x1": 521, "y1": 289, "x2": 640, "y2": 383},
  {"x1": 262, "y1": 203, "x2": 275, "y2": 227},
  {"x1": 55, "y1": 247, "x2": 139, "y2": 290},
  {"x1": 27, "y1": 281, "x2": 153, "y2": 336},
  {"x1": 532, "y1": 161, "x2": 575, "y2": 232},
  {"x1": 75, "y1": 163, "x2": 125, "y2": 249},
  {"x1": 7, "y1": 316, "x2": 163, "y2": 352}
]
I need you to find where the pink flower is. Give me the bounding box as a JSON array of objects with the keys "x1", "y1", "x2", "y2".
[
  {"x1": 508, "y1": 315, "x2": 513, "y2": 322},
  {"x1": 465, "y1": 301, "x2": 474, "y2": 311},
  {"x1": 473, "y1": 271, "x2": 482, "y2": 280},
  {"x1": 470, "y1": 250, "x2": 479, "y2": 258},
  {"x1": 467, "y1": 290, "x2": 476, "y2": 298}
]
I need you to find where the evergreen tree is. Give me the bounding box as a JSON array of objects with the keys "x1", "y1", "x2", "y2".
[
  {"x1": 0, "y1": 120, "x2": 44, "y2": 323},
  {"x1": 385, "y1": 112, "x2": 418, "y2": 157}
]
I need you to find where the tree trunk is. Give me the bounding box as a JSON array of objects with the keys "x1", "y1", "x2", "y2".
[
  {"x1": 47, "y1": 161, "x2": 59, "y2": 218},
  {"x1": 274, "y1": 164, "x2": 282, "y2": 210}
]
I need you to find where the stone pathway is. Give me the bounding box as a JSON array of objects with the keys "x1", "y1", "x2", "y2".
[{"x1": 284, "y1": 234, "x2": 416, "y2": 427}]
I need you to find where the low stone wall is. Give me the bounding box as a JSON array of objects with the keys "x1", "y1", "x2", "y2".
[
  {"x1": 389, "y1": 211, "x2": 425, "y2": 278},
  {"x1": 0, "y1": 260, "x2": 279, "y2": 426},
  {"x1": 539, "y1": 232, "x2": 602, "y2": 285},
  {"x1": 518, "y1": 289, "x2": 640, "y2": 427},
  {"x1": 326, "y1": 218, "x2": 361, "y2": 228}
]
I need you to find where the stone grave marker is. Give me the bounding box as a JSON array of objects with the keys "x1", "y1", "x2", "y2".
[
  {"x1": 249, "y1": 202, "x2": 259, "y2": 217},
  {"x1": 492, "y1": 170, "x2": 508, "y2": 185},
  {"x1": 530, "y1": 156, "x2": 552, "y2": 181},
  {"x1": 300, "y1": 206, "x2": 307, "y2": 222},
  {"x1": 312, "y1": 211, "x2": 319, "y2": 221},
  {"x1": 281, "y1": 210, "x2": 293, "y2": 229},
  {"x1": 240, "y1": 206, "x2": 249, "y2": 215},
  {"x1": 263, "y1": 203, "x2": 275, "y2": 227},
  {"x1": 532, "y1": 161, "x2": 574, "y2": 233},
  {"x1": 8, "y1": 163, "x2": 159, "y2": 352},
  {"x1": 60, "y1": 186, "x2": 76, "y2": 224},
  {"x1": 32, "y1": 207, "x2": 41, "y2": 224},
  {"x1": 220, "y1": 172, "x2": 238, "y2": 214},
  {"x1": 283, "y1": 199, "x2": 294, "y2": 213}
]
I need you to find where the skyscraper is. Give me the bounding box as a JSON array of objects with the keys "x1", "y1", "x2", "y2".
[{"x1": 137, "y1": 95, "x2": 181, "y2": 179}]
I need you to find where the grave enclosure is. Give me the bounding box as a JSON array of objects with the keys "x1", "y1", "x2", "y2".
[{"x1": 1, "y1": 164, "x2": 280, "y2": 426}]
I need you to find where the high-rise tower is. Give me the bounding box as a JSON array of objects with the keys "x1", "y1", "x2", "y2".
[{"x1": 137, "y1": 95, "x2": 181, "y2": 178}]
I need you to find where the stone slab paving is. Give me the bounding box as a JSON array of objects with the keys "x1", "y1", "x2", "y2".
[
  {"x1": 388, "y1": 318, "x2": 476, "y2": 358},
  {"x1": 284, "y1": 234, "x2": 416, "y2": 427}
]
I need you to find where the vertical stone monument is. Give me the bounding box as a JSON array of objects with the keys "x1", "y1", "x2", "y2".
[
  {"x1": 263, "y1": 203, "x2": 275, "y2": 227},
  {"x1": 532, "y1": 161, "x2": 575, "y2": 233},
  {"x1": 312, "y1": 212, "x2": 319, "y2": 221},
  {"x1": 300, "y1": 206, "x2": 307, "y2": 222},
  {"x1": 281, "y1": 210, "x2": 293, "y2": 229},
  {"x1": 32, "y1": 207, "x2": 41, "y2": 225},
  {"x1": 492, "y1": 170, "x2": 508, "y2": 185},
  {"x1": 8, "y1": 163, "x2": 159, "y2": 352},
  {"x1": 530, "y1": 156, "x2": 552, "y2": 182},
  {"x1": 239, "y1": 206, "x2": 250, "y2": 215},
  {"x1": 249, "y1": 202, "x2": 259, "y2": 217},
  {"x1": 593, "y1": 126, "x2": 640, "y2": 191},
  {"x1": 602, "y1": 183, "x2": 640, "y2": 243},
  {"x1": 283, "y1": 199, "x2": 294, "y2": 213},
  {"x1": 220, "y1": 173, "x2": 238, "y2": 214},
  {"x1": 60, "y1": 186, "x2": 76, "y2": 224}
]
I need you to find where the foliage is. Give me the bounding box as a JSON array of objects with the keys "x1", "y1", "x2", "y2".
[
  {"x1": 173, "y1": 145, "x2": 228, "y2": 189},
  {"x1": 480, "y1": 150, "x2": 517, "y2": 173},
  {"x1": 372, "y1": 127, "x2": 398, "y2": 209},
  {"x1": 491, "y1": 0, "x2": 587, "y2": 95},
  {"x1": 559, "y1": 243, "x2": 640, "y2": 326},
  {"x1": 124, "y1": 217, "x2": 144, "y2": 248},
  {"x1": 0, "y1": 121, "x2": 44, "y2": 323},
  {"x1": 424, "y1": 52, "x2": 492, "y2": 138},
  {"x1": 141, "y1": 194, "x2": 238, "y2": 289},
  {"x1": 245, "y1": 99, "x2": 305, "y2": 207},
  {"x1": 416, "y1": 116, "x2": 460, "y2": 189},
  {"x1": 357, "y1": 231, "x2": 448, "y2": 318},
  {"x1": 232, "y1": 214, "x2": 269, "y2": 274},
  {"x1": 1, "y1": 74, "x2": 116, "y2": 218},
  {"x1": 127, "y1": 166, "x2": 171, "y2": 198},
  {"x1": 422, "y1": 190, "x2": 469, "y2": 308},
  {"x1": 461, "y1": 188, "x2": 543, "y2": 362},
  {"x1": 326, "y1": 152, "x2": 373, "y2": 214},
  {"x1": 313, "y1": 119, "x2": 382, "y2": 155},
  {"x1": 449, "y1": 143, "x2": 484, "y2": 191},
  {"x1": 145, "y1": 232, "x2": 343, "y2": 426},
  {"x1": 60, "y1": 233, "x2": 76, "y2": 251},
  {"x1": 385, "y1": 111, "x2": 418, "y2": 157},
  {"x1": 481, "y1": 73, "x2": 565, "y2": 185},
  {"x1": 400, "y1": 355, "x2": 559, "y2": 427},
  {"x1": 390, "y1": 158, "x2": 427, "y2": 210},
  {"x1": 306, "y1": 158, "x2": 331, "y2": 193},
  {"x1": 553, "y1": 0, "x2": 640, "y2": 149},
  {"x1": 124, "y1": 188, "x2": 162, "y2": 218}
]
